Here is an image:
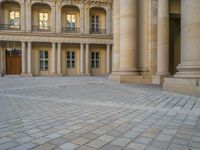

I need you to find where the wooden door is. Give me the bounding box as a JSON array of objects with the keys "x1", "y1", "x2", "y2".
[{"x1": 6, "y1": 55, "x2": 21, "y2": 74}]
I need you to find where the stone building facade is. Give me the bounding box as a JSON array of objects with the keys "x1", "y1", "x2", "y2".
[
  {"x1": 0, "y1": 0, "x2": 113, "y2": 76},
  {"x1": 110, "y1": 0, "x2": 200, "y2": 96}
]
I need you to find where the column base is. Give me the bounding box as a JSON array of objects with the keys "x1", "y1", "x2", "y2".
[
  {"x1": 0, "y1": 73, "x2": 3, "y2": 77},
  {"x1": 163, "y1": 78, "x2": 200, "y2": 97},
  {"x1": 109, "y1": 73, "x2": 152, "y2": 84},
  {"x1": 21, "y1": 73, "x2": 33, "y2": 77},
  {"x1": 152, "y1": 75, "x2": 171, "y2": 85}
]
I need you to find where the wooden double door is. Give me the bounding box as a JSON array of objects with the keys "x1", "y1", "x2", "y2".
[{"x1": 6, "y1": 51, "x2": 22, "y2": 75}]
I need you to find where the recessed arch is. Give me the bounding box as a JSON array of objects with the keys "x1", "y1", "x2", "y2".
[{"x1": 61, "y1": 5, "x2": 80, "y2": 33}]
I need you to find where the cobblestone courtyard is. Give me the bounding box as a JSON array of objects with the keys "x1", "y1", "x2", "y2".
[{"x1": 0, "y1": 77, "x2": 200, "y2": 150}]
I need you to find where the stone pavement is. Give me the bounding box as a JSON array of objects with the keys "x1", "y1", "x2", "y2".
[{"x1": 0, "y1": 77, "x2": 200, "y2": 150}]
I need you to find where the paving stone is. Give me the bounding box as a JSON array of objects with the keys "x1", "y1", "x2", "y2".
[
  {"x1": 0, "y1": 141, "x2": 19, "y2": 149},
  {"x1": 86, "y1": 139, "x2": 108, "y2": 149},
  {"x1": 32, "y1": 137, "x2": 51, "y2": 144},
  {"x1": 32, "y1": 143, "x2": 57, "y2": 150},
  {"x1": 0, "y1": 137, "x2": 13, "y2": 144},
  {"x1": 97, "y1": 135, "x2": 114, "y2": 142},
  {"x1": 99, "y1": 144, "x2": 123, "y2": 150},
  {"x1": 156, "y1": 134, "x2": 173, "y2": 142},
  {"x1": 46, "y1": 133, "x2": 62, "y2": 139},
  {"x1": 9, "y1": 142, "x2": 38, "y2": 150},
  {"x1": 49, "y1": 137, "x2": 69, "y2": 146},
  {"x1": 16, "y1": 136, "x2": 34, "y2": 144},
  {"x1": 134, "y1": 136, "x2": 152, "y2": 145},
  {"x1": 59, "y1": 142, "x2": 78, "y2": 150},
  {"x1": 111, "y1": 137, "x2": 131, "y2": 147},
  {"x1": 71, "y1": 137, "x2": 90, "y2": 145},
  {"x1": 126, "y1": 142, "x2": 146, "y2": 150}
]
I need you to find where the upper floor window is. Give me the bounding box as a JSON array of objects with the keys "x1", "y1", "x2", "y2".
[
  {"x1": 91, "y1": 16, "x2": 99, "y2": 32},
  {"x1": 67, "y1": 51, "x2": 76, "y2": 68},
  {"x1": 39, "y1": 12, "x2": 48, "y2": 29},
  {"x1": 9, "y1": 11, "x2": 20, "y2": 28},
  {"x1": 91, "y1": 52, "x2": 100, "y2": 68},
  {"x1": 66, "y1": 14, "x2": 76, "y2": 30}
]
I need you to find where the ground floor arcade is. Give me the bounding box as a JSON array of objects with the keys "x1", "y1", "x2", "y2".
[{"x1": 0, "y1": 41, "x2": 112, "y2": 77}]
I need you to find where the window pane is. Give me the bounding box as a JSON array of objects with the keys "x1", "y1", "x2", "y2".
[{"x1": 96, "y1": 61, "x2": 99, "y2": 68}]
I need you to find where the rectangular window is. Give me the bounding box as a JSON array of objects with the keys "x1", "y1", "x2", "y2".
[
  {"x1": 91, "y1": 52, "x2": 100, "y2": 68},
  {"x1": 40, "y1": 51, "x2": 48, "y2": 71},
  {"x1": 39, "y1": 12, "x2": 48, "y2": 29},
  {"x1": 91, "y1": 16, "x2": 99, "y2": 32},
  {"x1": 67, "y1": 51, "x2": 76, "y2": 68},
  {"x1": 66, "y1": 14, "x2": 76, "y2": 30},
  {"x1": 9, "y1": 11, "x2": 20, "y2": 28}
]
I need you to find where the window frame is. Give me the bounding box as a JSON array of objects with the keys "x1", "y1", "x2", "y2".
[
  {"x1": 91, "y1": 15, "x2": 100, "y2": 32},
  {"x1": 9, "y1": 10, "x2": 20, "y2": 28},
  {"x1": 39, "y1": 12, "x2": 49, "y2": 29},
  {"x1": 66, "y1": 14, "x2": 76, "y2": 30},
  {"x1": 39, "y1": 50, "x2": 49, "y2": 71},
  {"x1": 91, "y1": 51, "x2": 100, "y2": 68},
  {"x1": 67, "y1": 51, "x2": 76, "y2": 68}
]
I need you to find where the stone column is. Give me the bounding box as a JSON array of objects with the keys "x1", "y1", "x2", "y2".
[
  {"x1": 0, "y1": 47, "x2": 3, "y2": 76},
  {"x1": 174, "y1": 0, "x2": 200, "y2": 79},
  {"x1": 51, "y1": 5, "x2": 56, "y2": 33},
  {"x1": 163, "y1": 0, "x2": 200, "y2": 97},
  {"x1": 21, "y1": 41, "x2": 26, "y2": 75},
  {"x1": 119, "y1": 0, "x2": 138, "y2": 75},
  {"x1": 21, "y1": 3, "x2": 26, "y2": 31},
  {"x1": 80, "y1": 5, "x2": 84, "y2": 34},
  {"x1": 153, "y1": 0, "x2": 170, "y2": 84},
  {"x1": 52, "y1": 42, "x2": 56, "y2": 75},
  {"x1": 106, "y1": 7, "x2": 111, "y2": 35},
  {"x1": 26, "y1": 3, "x2": 31, "y2": 32},
  {"x1": 139, "y1": 0, "x2": 149, "y2": 73},
  {"x1": 80, "y1": 43, "x2": 84, "y2": 75},
  {"x1": 0, "y1": 5, "x2": 2, "y2": 25},
  {"x1": 56, "y1": 3, "x2": 61, "y2": 33},
  {"x1": 106, "y1": 44, "x2": 111, "y2": 75},
  {"x1": 84, "y1": 4, "x2": 90, "y2": 34},
  {"x1": 57, "y1": 42, "x2": 62, "y2": 75},
  {"x1": 85, "y1": 43, "x2": 90, "y2": 75},
  {"x1": 27, "y1": 42, "x2": 32, "y2": 76},
  {"x1": 110, "y1": 0, "x2": 120, "y2": 74}
]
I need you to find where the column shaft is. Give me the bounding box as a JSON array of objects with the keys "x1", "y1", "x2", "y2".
[
  {"x1": 80, "y1": 43, "x2": 84, "y2": 75},
  {"x1": 26, "y1": 4, "x2": 31, "y2": 32},
  {"x1": 106, "y1": 8, "x2": 111, "y2": 35},
  {"x1": 21, "y1": 4, "x2": 25, "y2": 31},
  {"x1": 80, "y1": 5, "x2": 85, "y2": 34},
  {"x1": 112, "y1": 0, "x2": 120, "y2": 73},
  {"x1": 21, "y1": 41, "x2": 26, "y2": 74},
  {"x1": 56, "y1": 4, "x2": 61, "y2": 33},
  {"x1": 119, "y1": 0, "x2": 138, "y2": 75},
  {"x1": 84, "y1": 4, "x2": 90, "y2": 34},
  {"x1": 156, "y1": 0, "x2": 170, "y2": 76},
  {"x1": 0, "y1": 47, "x2": 3, "y2": 75},
  {"x1": 51, "y1": 5, "x2": 56, "y2": 33},
  {"x1": 52, "y1": 43, "x2": 56, "y2": 74},
  {"x1": 85, "y1": 44, "x2": 90, "y2": 75},
  {"x1": 57, "y1": 43, "x2": 62, "y2": 74},
  {"x1": 27, "y1": 42, "x2": 32, "y2": 74},
  {"x1": 174, "y1": 0, "x2": 200, "y2": 78},
  {"x1": 139, "y1": 0, "x2": 149, "y2": 72},
  {"x1": 107, "y1": 44, "x2": 111, "y2": 74}
]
